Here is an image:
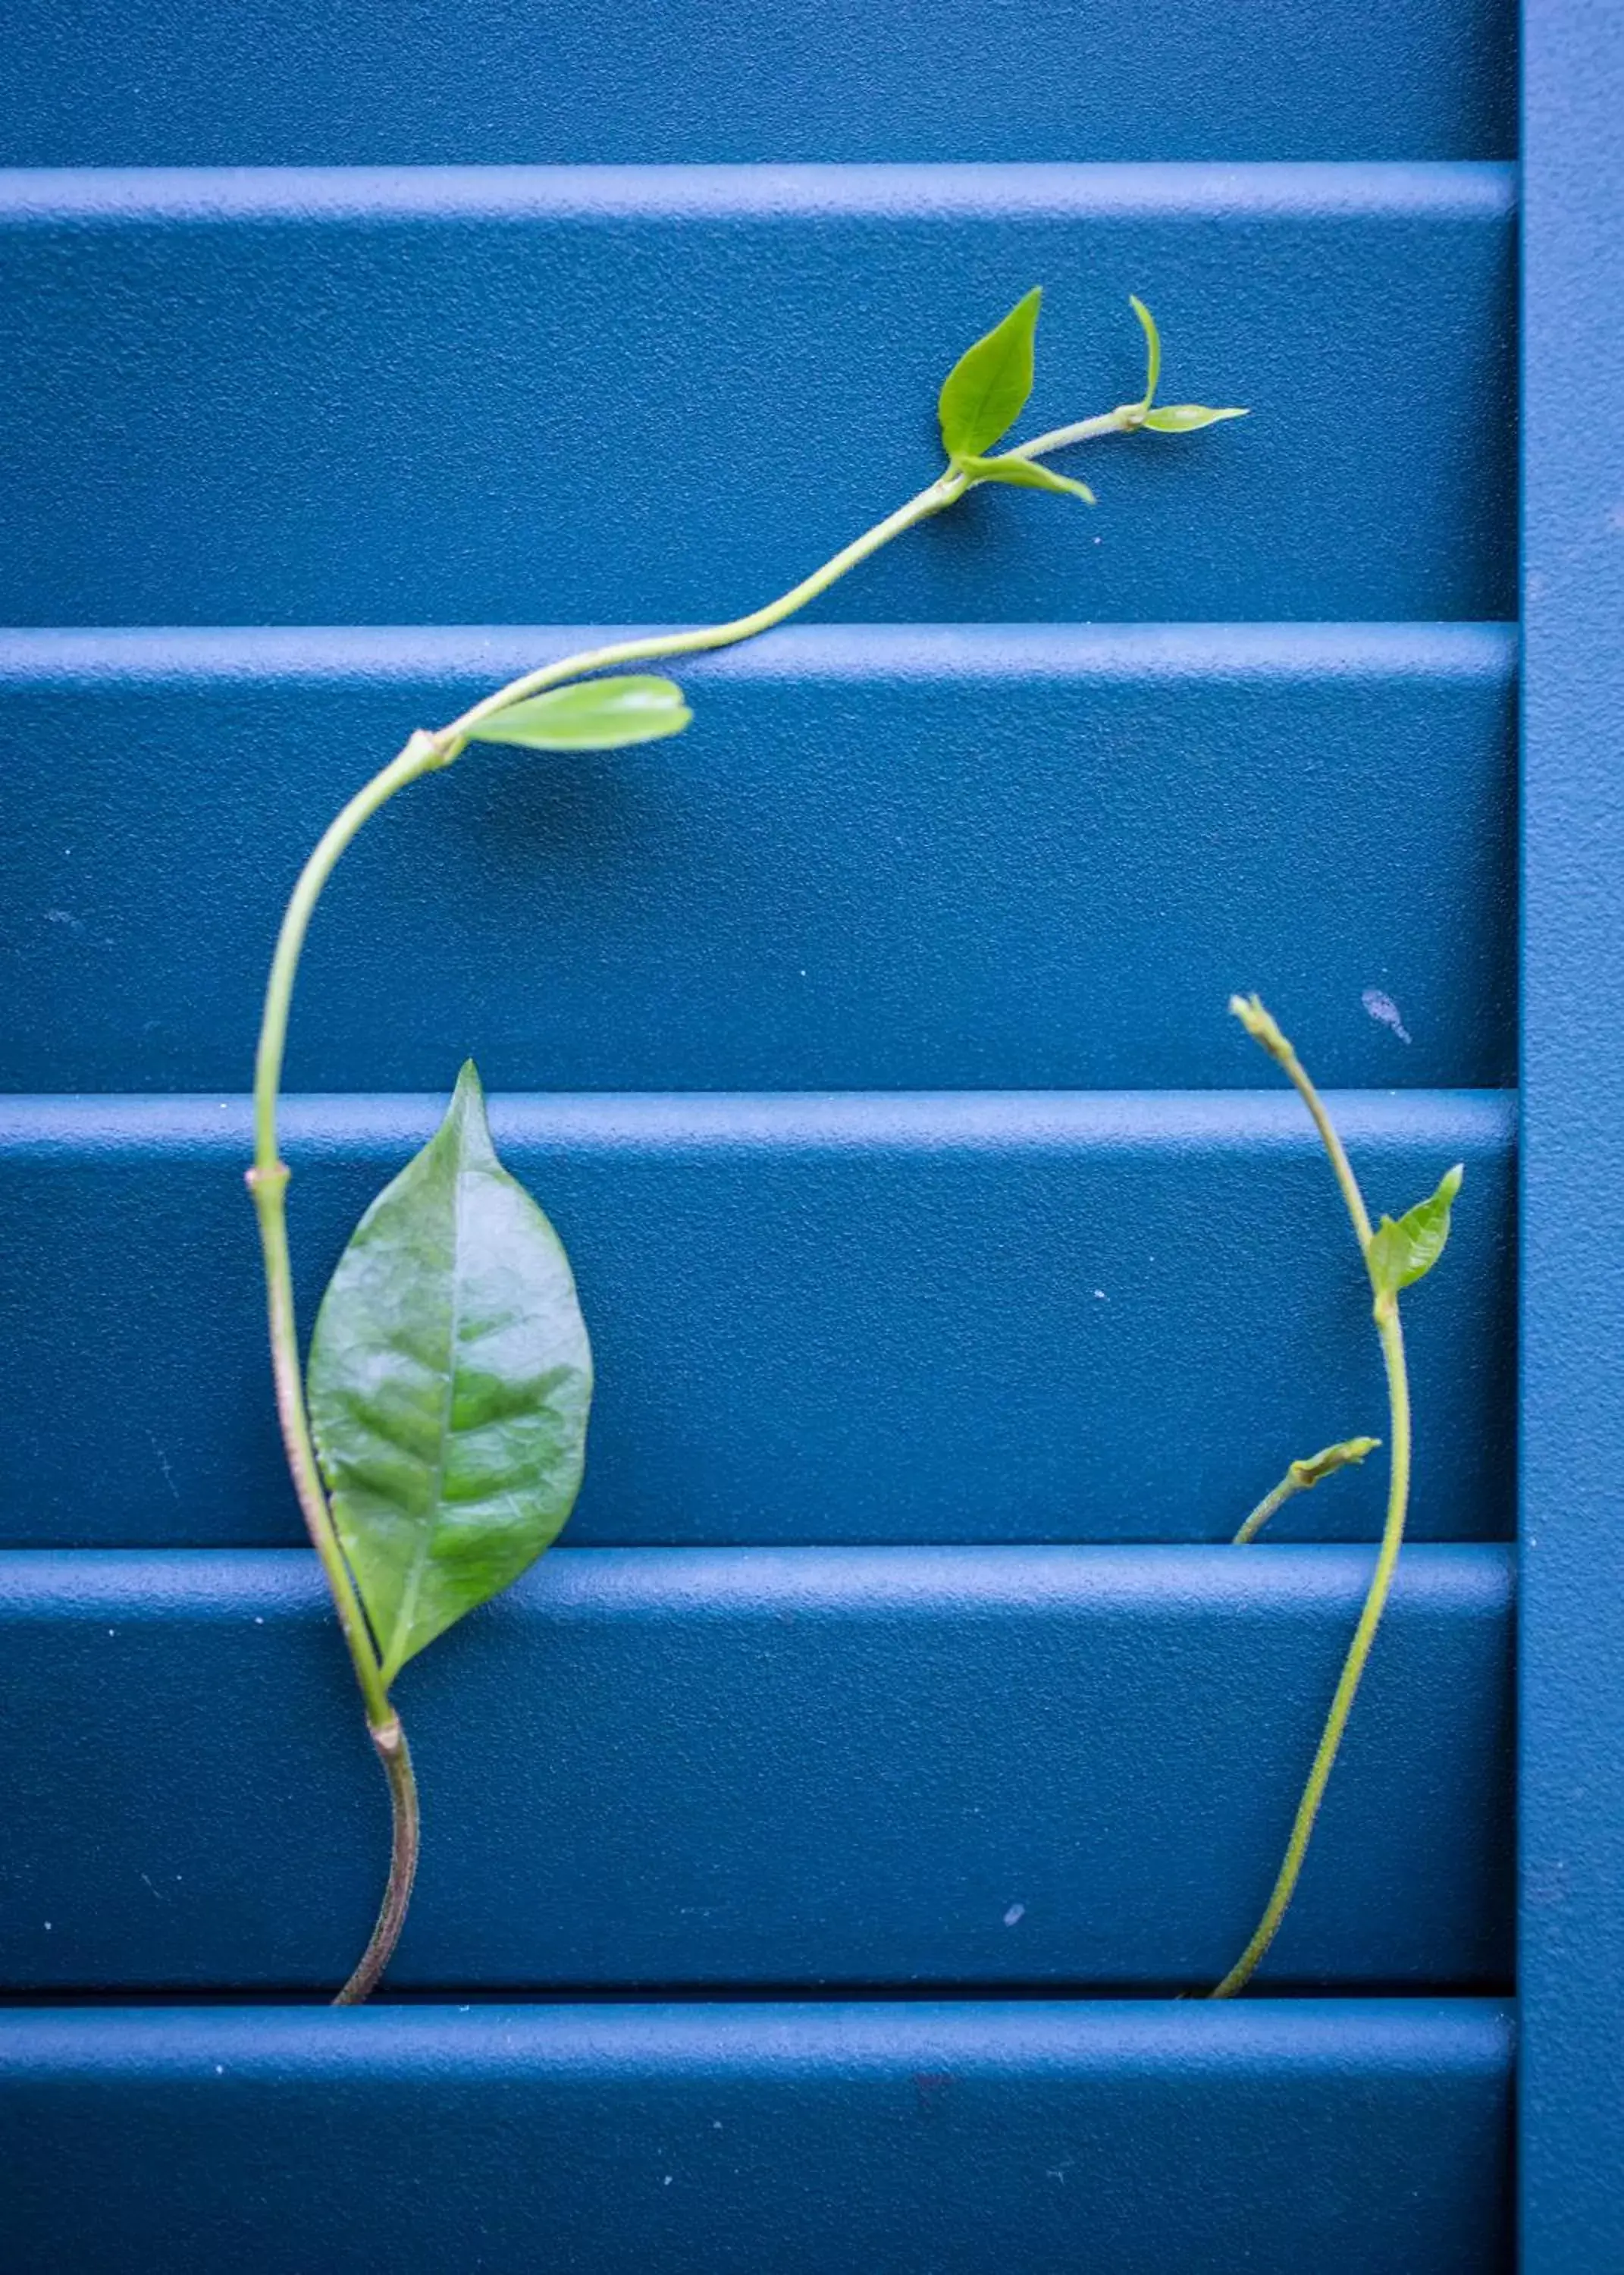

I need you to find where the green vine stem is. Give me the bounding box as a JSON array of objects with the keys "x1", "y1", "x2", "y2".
[
  {"x1": 249, "y1": 387, "x2": 1155, "y2": 2005},
  {"x1": 1210, "y1": 996, "x2": 1419, "y2": 2000}
]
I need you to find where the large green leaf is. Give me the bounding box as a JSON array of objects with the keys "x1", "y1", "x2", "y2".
[
  {"x1": 937, "y1": 288, "x2": 1042, "y2": 460},
  {"x1": 469, "y1": 674, "x2": 691, "y2": 751},
  {"x1": 307, "y1": 1062, "x2": 593, "y2": 1685}
]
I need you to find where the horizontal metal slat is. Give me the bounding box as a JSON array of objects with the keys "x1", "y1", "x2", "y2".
[
  {"x1": 0, "y1": 623, "x2": 1516, "y2": 1094},
  {"x1": 3, "y1": 0, "x2": 1514, "y2": 167},
  {"x1": 0, "y1": 1090, "x2": 1513, "y2": 1547},
  {"x1": 0, "y1": 2000, "x2": 1513, "y2": 2273},
  {"x1": 0, "y1": 164, "x2": 1514, "y2": 625},
  {"x1": 0, "y1": 1545, "x2": 1510, "y2": 1988}
]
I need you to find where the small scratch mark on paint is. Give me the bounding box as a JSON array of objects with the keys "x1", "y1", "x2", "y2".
[
  {"x1": 146, "y1": 1429, "x2": 181, "y2": 1505},
  {"x1": 1361, "y1": 987, "x2": 1411, "y2": 1045}
]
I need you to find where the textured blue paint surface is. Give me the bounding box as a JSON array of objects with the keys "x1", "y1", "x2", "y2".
[
  {"x1": 0, "y1": 1545, "x2": 1511, "y2": 1991},
  {"x1": 2, "y1": 0, "x2": 1515, "y2": 165},
  {"x1": 2, "y1": 0, "x2": 1527, "y2": 2245},
  {"x1": 1520, "y1": 0, "x2": 1624, "y2": 2263},
  {"x1": 0, "y1": 2001, "x2": 1513, "y2": 2273},
  {"x1": 0, "y1": 165, "x2": 1515, "y2": 626},
  {"x1": 0, "y1": 623, "x2": 1516, "y2": 1096},
  {"x1": 0, "y1": 1090, "x2": 1514, "y2": 1548}
]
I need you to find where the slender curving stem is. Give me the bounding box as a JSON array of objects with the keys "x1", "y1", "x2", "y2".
[
  {"x1": 251, "y1": 408, "x2": 1142, "y2": 2002},
  {"x1": 1209, "y1": 1001, "x2": 1414, "y2": 1999},
  {"x1": 1233, "y1": 1470, "x2": 1307, "y2": 1549}
]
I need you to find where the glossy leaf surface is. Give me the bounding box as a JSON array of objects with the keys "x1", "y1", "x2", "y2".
[
  {"x1": 958, "y1": 453, "x2": 1096, "y2": 503},
  {"x1": 470, "y1": 674, "x2": 691, "y2": 750},
  {"x1": 1367, "y1": 1163, "x2": 1465, "y2": 1301},
  {"x1": 937, "y1": 287, "x2": 1042, "y2": 460},
  {"x1": 1143, "y1": 403, "x2": 1249, "y2": 431},
  {"x1": 307, "y1": 1061, "x2": 592, "y2": 1684}
]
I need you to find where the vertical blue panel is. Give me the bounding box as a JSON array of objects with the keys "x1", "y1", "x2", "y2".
[{"x1": 1520, "y1": 1, "x2": 1624, "y2": 2262}]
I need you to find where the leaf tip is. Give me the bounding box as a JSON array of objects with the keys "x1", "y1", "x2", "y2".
[{"x1": 447, "y1": 1057, "x2": 497, "y2": 1155}]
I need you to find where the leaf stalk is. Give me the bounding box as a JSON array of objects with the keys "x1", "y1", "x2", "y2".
[{"x1": 332, "y1": 1718, "x2": 420, "y2": 2005}]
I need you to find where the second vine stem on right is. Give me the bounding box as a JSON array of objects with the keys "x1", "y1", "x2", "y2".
[{"x1": 1211, "y1": 994, "x2": 1464, "y2": 1997}]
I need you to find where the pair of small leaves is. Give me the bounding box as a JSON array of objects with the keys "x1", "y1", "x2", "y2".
[
  {"x1": 936, "y1": 290, "x2": 1092, "y2": 497},
  {"x1": 1126, "y1": 296, "x2": 1248, "y2": 433},
  {"x1": 307, "y1": 1063, "x2": 593, "y2": 1688},
  {"x1": 936, "y1": 287, "x2": 1245, "y2": 484},
  {"x1": 471, "y1": 674, "x2": 691, "y2": 752},
  {"x1": 1366, "y1": 1164, "x2": 1465, "y2": 1304}
]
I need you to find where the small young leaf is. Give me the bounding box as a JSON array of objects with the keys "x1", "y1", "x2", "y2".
[
  {"x1": 1366, "y1": 1164, "x2": 1465, "y2": 1302},
  {"x1": 307, "y1": 1062, "x2": 593, "y2": 1686},
  {"x1": 1142, "y1": 404, "x2": 1249, "y2": 433},
  {"x1": 938, "y1": 288, "x2": 1043, "y2": 460},
  {"x1": 957, "y1": 453, "x2": 1096, "y2": 504},
  {"x1": 1287, "y1": 1436, "x2": 1381, "y2": 1491},
  {"x1": 1129, "y1": 294, "x2": 1162, "y2": 410},
  {"x1": 470, "y1": 675, "x2": 691, "y2": 751}
]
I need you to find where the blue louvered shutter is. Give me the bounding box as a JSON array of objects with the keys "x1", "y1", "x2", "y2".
[{"x1": 0, "y1": 0, "x2": 1600, "y2": 2263}]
